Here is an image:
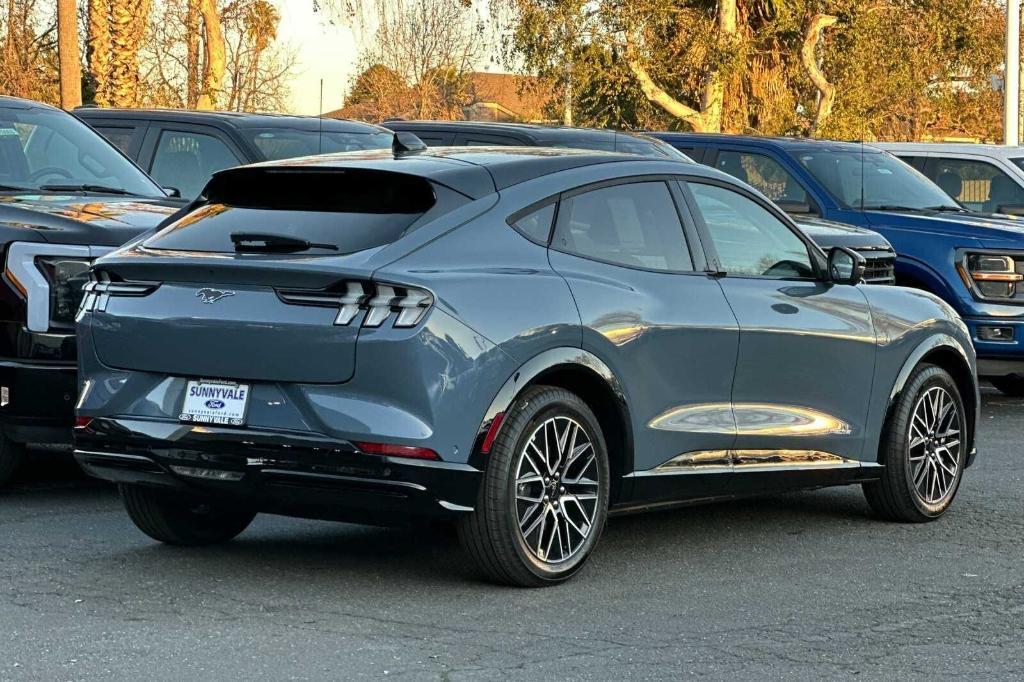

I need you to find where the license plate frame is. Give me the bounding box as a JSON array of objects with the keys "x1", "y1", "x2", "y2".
[{"x1": 179, "y1": 379, "x2": 251, "y2": 426}]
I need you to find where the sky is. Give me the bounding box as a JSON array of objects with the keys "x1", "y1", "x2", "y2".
[{"x1": 273, "y1": 1, "x2": 362, "y2": 115}]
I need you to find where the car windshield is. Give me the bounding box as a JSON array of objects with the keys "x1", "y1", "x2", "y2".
[
  {"x1": 244, "y1": 127, "x2": 394, "y2": 161},
  {"x1": 794, "y1": 149, "x2": 959, "y2": 211},
  {"x1": 0, "y1": 105, "x2": 162, "y2": 196}
]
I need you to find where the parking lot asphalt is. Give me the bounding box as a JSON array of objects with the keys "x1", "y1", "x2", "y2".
[{"x1": 1, "y1": 389, "x2": 1022, "y2": 681}]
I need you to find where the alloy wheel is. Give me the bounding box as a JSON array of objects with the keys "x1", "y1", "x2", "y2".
[
  {"x1": 514, "y1": 416, "x2": 601, "y2": 565},
  {"x1": 907, "y1": 386, "x2": 962, "y2": 505}
]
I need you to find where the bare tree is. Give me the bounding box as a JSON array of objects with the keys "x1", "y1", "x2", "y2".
[
  {"x1": 353, "y1": 0, "x2": 483, "y2": 120},
  {"x1": 1, "y1": 0, "x2": 59, "y2": 102}
]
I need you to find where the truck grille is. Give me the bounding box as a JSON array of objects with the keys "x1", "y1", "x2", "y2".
[{"x1": 858, "y1": 250, "x2": 896, "y2": 285}]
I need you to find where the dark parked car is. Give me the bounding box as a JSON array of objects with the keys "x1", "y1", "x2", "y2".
[
  {"x1": 75, "y1": 145, "x2": 978, "y2": 586},
  {"x1": 76, "y1": 107, "x2": 395, "y2": 199},
  {"x1": 387, "y1": 121, "x2": 897, "y2": 281},
  {"x1": 0, "y1": 96, "x2": 177, "y2": 485},
  {"x1": 653, "y1": 133, "x2": 1024, "y2": 395}
]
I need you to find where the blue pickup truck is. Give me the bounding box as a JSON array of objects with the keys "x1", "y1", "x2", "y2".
[{"x1": 653, "y1": 133, "x2": 1024, "y2": 395}]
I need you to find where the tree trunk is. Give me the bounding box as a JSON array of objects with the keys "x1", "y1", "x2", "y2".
[
  {"x1": 802, "y1": 13, "x2": 839, "y2": 135},
  {"x1": 88, "y1": 0, "x2": 112, "y2": 105},
  {"x1": 197, "y1": 0, "x2": 225, "y2": 110},
  {"x1": 186, "y1": 0, "x2": 201, "y2": 108},
  {"x1": 625, "y1": 0, "x2": 738, "y2": 133},
  {"x1": 57, "y1": 0, "x2": 83, "y2": 109},
  {"x1": 107, "y1": 0, "x2": 151, "y2": 106}
]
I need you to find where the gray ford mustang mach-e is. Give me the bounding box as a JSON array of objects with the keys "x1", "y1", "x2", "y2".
[{"x1": 74, "y1": 144, "x2": 980, "y2": 586}]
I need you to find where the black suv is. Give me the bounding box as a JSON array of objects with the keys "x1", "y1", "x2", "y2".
[
  {"x1": 0, "y1": 96, "x2": 177, "y2": 484},
  {"x1": 76, "y1": 108, "x2": 395, "y2": 199}
]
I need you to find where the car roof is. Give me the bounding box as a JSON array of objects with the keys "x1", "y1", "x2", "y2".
[
  {"x1": 651, "y1": 132, "x2": 881, "y2": 154},
  {"x1": 0, "y1": 95, "x2": 62, "y2": 112},
  {"x1": 385, "y1": 120, "x2": 660, "y2": 143},
  {"x1": 219, "y1": 145, "x2": 712, "y2": 199},
  {"x1": 872, "y1": 141, "x2": 1024, "y2": 159},
  {"x1": 75, "y1": 106, "x2": 391, "y2": 134}
]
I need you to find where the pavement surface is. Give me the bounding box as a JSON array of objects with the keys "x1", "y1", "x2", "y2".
[{"x1": 1, "y1": 389, "x2": 1022, "y2": 680}]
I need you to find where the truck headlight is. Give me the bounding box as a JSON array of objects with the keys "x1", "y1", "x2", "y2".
[
  {"x1": 961, "y1": 253, "x2": 1024, "y2": 301},
  {"x1": 35, "y1": 257, "x2": 93, "y2": 330}
]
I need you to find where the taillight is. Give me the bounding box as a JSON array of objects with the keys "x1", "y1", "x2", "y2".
[
  {"x1": 277, "y1": 281, "x2": 433, "y2": 328},
  {"x1": 79, "y1": 271, "x2": 161, "y2": 315}
]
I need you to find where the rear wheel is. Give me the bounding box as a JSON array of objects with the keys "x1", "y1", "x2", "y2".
[
  {"x1": 120, "y1": 484, "x2": 256, "y2": 546},
  {"x1": 864, "y1": 364, "x2": 966, "y2": 522},
  {"x1": 459, "y1": 386, "x2": 610, "y2": 587},
  {"x1": 0, "y1": 434, "x2": 24, "y2": 488},
  {"x1": 990, "y1": 374, "x2": 1024, "y2": 397}
]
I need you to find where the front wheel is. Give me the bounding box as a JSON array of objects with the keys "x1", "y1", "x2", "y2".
[
  {"x1": 864, "y1": 364, "x2": 967, "y2": 522},
  {"x1": 459, "y1": 386, "x2": 610, "y2": 587},
  {"x1": 990, "y1": 374, "x2": 1024, "y2": 397},
  {"x1": 120, "y1": 484, "x2": 256, "y2": 546}
]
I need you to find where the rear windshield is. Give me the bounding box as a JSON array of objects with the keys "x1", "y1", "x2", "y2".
[{"x1": 143, "y1": 169, "x2": 444, "y2": 254}]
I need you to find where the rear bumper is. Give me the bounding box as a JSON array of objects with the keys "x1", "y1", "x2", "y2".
[
  {"x1": 0, "y1": 359, "x2": 77, "y2": 444},
  {"x1": 74, "y1": 418, "x2": 481, "y2": 523}
]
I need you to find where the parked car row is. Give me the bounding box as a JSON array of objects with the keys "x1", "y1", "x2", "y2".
[{"x1": 0, "y1": 96, "x2": 999, "y2": 586}]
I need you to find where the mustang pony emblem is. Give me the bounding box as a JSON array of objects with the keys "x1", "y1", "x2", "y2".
[{"x1": 195, "y1": 288, "x2": 236, "y2": 304}]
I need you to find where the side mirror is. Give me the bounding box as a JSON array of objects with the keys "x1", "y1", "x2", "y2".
[
  {"x1": 827, "y1": 246, "x2": 866, "y2": 285},
  {"x1": 996, "y1": 204, "x2": 1024, "y2": 216},
  {"x1": 776, "y1": 200, "x2": 816, "y2": 215},
  {"x1": 163, "y1": 186, "x2": 182, "y2": 198}
]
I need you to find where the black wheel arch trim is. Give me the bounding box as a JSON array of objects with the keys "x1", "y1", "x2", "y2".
[
  {"x1": 469, "y1": 347, "x2": 634, "y2": 477},
  {"x1": 884, "y1": 333, "x2": 979, "y2": 465}
]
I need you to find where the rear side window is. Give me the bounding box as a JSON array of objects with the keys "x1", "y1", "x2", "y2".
[
  {"x1": 144, "y1": 169, "x2": 452, "y2": 255},
  {"x1": 552, "y1": 181, "x2": 692, "y2": 271},
  {"x1": 510, "y1": 202, "x2": 555, "y2": 243},
  {"x1": 93, "y1": 126, "x2": 135, "y2": 154}
]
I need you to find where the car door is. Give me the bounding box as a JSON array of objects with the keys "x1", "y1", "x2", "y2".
[
  {"x1": 139, "y1": 123, "x2": 246, "y2": 199},
  {"x1": 680, "y1": 178, "x2": 877, "y2": 475},
  {"x1": 545, "y1": 177, "x2": 740, "y2": 501}
]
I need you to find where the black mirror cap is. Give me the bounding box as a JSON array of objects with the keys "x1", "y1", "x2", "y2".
[
  {"x1": 997, "y1": 203, "x2": 1024, "y2": 216},
  {"x1": 827, "y1": 246, "x2": 867, "y2": 285},
  {"x1": 776, "y1": 200, "x2": 816, "y2": 215},
  {"x1": 393, "y1": 132, "x2": 427, "y2": 156},
  {"x1": 163, "y1": 186, "x2": 182, "y2": 198}
]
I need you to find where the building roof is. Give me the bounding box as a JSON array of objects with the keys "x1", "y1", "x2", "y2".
[{"x1": 464, "y1": 72, "x2": 553, "y2": 122}]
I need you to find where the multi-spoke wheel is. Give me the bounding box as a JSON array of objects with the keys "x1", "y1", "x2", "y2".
[
  {"x1": 459, "y1": 386, "x2": 610, "y2": 586},
  {"x1": 864, "y1": 364, "x2": 967, "y2": 522}
]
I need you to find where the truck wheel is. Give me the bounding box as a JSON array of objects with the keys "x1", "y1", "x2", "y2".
[
  {"x1": 458, "y1": 386, "x2": 610, "y2": 587},
  {"x1": 864, "y1": 364, "x2": 966, "y2": 522},
  {"x1": 990, "y1": 374, "x2": 1024, "y2": 397},
  {"x1": 0, "y1": 435, "x2": 25, "y2": 487},
  {"x1": 120, "y1": 484, "x2": 256, "y2": 546}
]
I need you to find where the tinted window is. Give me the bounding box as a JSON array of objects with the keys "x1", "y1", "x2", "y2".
[
  {"x1": 716, "y1": 150, "x2": 808, "y2": 205},
  {"x1": 0, "y1": 106, "x2": 161, "y2": 195},
  {"x1": 150, "y1": 130, "x2": 242, "y2": 198},
  {"x1": 512, "y1": 202, "x2": 555, "y2": 243},
  {"x1": 245, "y1": 127, "x2": 393, "y2": 160},
  {"x1": 144, "y1": 169, "x2": 448, "y2": 255},
  {"x1": 689, "y1": 182, "x2": 813, "y2": 279},
  {"x1": 553, "y1": 182, "x2": 692, "y2": 271},
  {"x1": 93, "y1": 126, "x2": 135, "y2": 154},
  {"x1": 796, "y1": 150, "x2": 956, "y2": 211},
  {"x1": 932, "y1": 158, "x2": 1024, "y2": 213}
]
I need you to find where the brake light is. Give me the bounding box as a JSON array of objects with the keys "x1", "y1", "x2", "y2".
[
  {"x1": 354, "y1": 441, "x2": 441, "y2": 460},
  {"x1": 74, "y1": 416, "x2": 93, "y2": 430},
  {"x1": 277, "y1": 281, "x2": 433, "y2": 329}
]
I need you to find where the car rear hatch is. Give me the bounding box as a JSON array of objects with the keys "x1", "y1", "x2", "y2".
[{"x1": 86, "y1": 166, "x2": 467, "y2": 384}]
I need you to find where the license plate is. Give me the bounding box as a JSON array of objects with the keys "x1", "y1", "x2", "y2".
[{"x1": 180, "y1": 379, "x2": 250, "y2": 426}]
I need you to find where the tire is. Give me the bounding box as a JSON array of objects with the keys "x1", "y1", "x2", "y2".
[
  {"x1": 119, "y1": 484, "x2": 256, "y2": 546},
  {"x1": 990, "y1": 374, "x2": 1024, "y2": 397},
  {"x1": 458, "y1": 385, "x2": 610, "y2": 587},
  {"x1": 0, "y1": 434, "x2": 24, "y2": 488},
  {"x1": 864, "y1": 364, "x2": 967, "y2": 522}
]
